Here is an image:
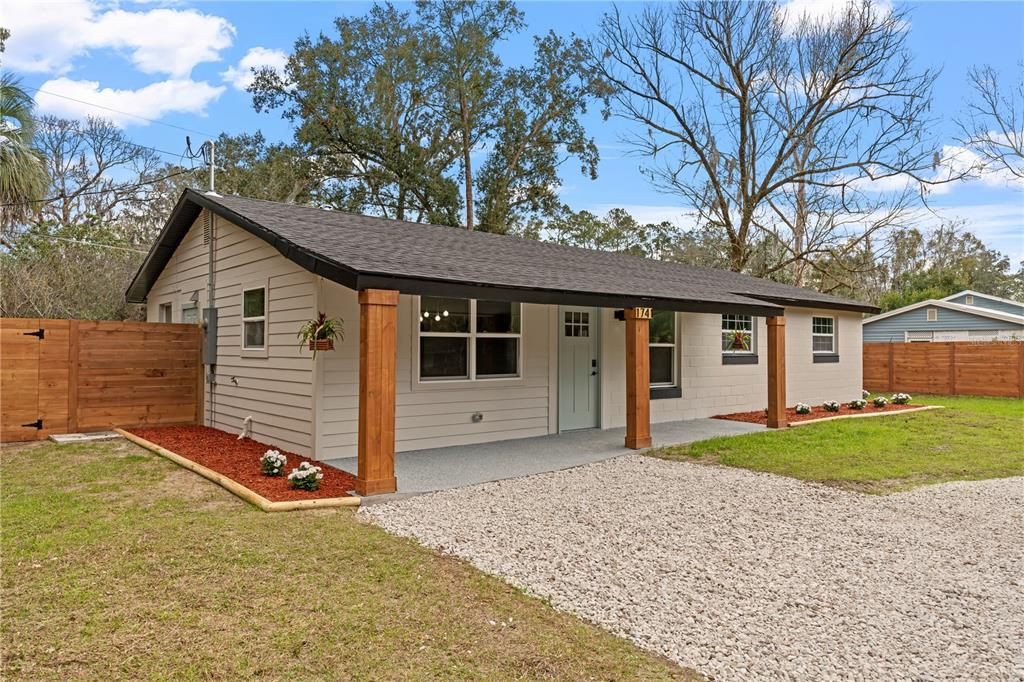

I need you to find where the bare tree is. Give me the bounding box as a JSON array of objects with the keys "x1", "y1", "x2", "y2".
[
  {"x1": 592, "y1": 0, "x2": 960, "y2": 280},
  {"x1": 957, "y1": 63, "x2": 1024, "y2": 180}
]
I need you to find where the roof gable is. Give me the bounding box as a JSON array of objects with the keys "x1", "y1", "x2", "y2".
[
  {"x1": 862, "y1": 298, "x2": 1024, "y2": 326},
  {"x1": 127, "y1": 190, "x2": 878, "y2": 315}
]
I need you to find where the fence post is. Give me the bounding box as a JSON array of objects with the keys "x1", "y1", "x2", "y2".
[
  {"x1": 887, "y1": 343, "x2": 895, "y2": 392},
  {"x1": 67, "y1": 320, "x2": 80, "y2": 433},
  {"x1": 1019, "y1": 342, "x2": 1024, "y2": 399}
]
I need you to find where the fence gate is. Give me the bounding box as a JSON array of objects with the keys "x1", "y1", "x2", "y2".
[
  {"x1": 0, "y1": 318, "x2": 202, "y2": 443},
  {"x1": 0, "y1": 319, "x2": 45, "y2": 441}
]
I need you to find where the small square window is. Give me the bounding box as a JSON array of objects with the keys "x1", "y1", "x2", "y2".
[
  {"x1": 965, "y1": 295, "x2": 974, "y2": 305},
  {"x1": 926, "y1": 308, "x2": 938, "y2": 322}
]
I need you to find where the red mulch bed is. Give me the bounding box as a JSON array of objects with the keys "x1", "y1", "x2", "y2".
[
  {"x1": 127, "y1": 425, "x2": 357, "y2": 501},
  {"x1": 713, "y1": 402, "x2": 924, "y2": 425}
]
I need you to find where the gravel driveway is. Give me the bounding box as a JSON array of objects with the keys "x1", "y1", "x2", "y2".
[{"x1": 361, "y1": 455, "x2": 1024, "y2": 681}]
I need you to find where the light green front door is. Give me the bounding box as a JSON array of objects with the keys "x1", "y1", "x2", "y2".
[{"x1": 558, "y1": 307, "x2": 600, "y2": 430}]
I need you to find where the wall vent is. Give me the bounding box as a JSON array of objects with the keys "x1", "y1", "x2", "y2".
[{"x1": 203, "y1": 211, "x2": 213, "y2": 245}]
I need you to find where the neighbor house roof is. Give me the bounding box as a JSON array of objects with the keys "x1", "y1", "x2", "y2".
[
  {"x1": 126, "y1": 189, "x2": 879, "y2": 315},
  {"x1": 940, "y1": 289, "x2": 1024, "y2": 309},
  {"x1": 862, "y1": 298, "x2": 1024, "y2": 326}
]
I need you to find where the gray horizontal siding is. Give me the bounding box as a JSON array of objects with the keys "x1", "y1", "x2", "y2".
[
  {"x1": 947, "y1": 293, "x2": 1024, "y2": 317},
  {"x1": 863, "y1": 305, "x2": 1024, "y2": 342}
]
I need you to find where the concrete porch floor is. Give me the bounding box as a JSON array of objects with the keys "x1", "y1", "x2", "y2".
[{"x1": 325, "y1": 418, "x2": 765, "y2": 497}]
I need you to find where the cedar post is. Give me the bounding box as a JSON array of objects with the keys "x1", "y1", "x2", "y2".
[
  {"x1": 887, "y1": 343, "x2": 895, "y2": 392},
  {"x1": 67, "y1": 320, "x2": 80, "y2": 433},
  {"x1": 624, "y1": 307, "x2": 652, "y2": 449},
  {"x1": 356, "y1": 289, "x2": 399, "y2": 496},
  {"x1": 766, "y1": 316, "x2": 787, "y2": 429}
]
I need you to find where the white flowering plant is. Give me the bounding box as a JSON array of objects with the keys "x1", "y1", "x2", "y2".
[
  {"x1": 848, "y1": 399, "x2": 867, "y2": 410},
  {"x1": 862, "y1": 389, "x2": 870, "y2": 399},
  {"x1": 288, "y1": 462, "x2": 324, "y2": 491},
  {"x1": 260, "y1": 449, "x2": 287, "y2": 477},
  {"x1": 891, "y1": 393, "x2": 912, "y2": 405},
  {"x1": 823, "y1": 400, "x2": 841, "y2": 412},
  {"x1": 794, "y1": 403, "x2": 812, "y2": 415},
  {"x1": 873, "y1": 396, "x2": 888, "y2": 407}
]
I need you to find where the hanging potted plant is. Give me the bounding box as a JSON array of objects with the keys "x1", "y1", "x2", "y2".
[
  {"x1": 727, "y1": 329, "x2": 751, "y2": 352},
  {"x1": 297, "y1": 312, "x2": 344, "y2": 357}
]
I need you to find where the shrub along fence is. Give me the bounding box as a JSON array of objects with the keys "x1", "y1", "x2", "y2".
[
  {"x1": 0, "y1": 318, "x2": 203, "y2": 442},
  {"x1": 863, "y1": 341, "x2": 1024, "y2": 398}
]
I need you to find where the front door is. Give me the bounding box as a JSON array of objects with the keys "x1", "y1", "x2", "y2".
[{"x1": 558, "y1": 307, "x2": 600, "y2": 430}]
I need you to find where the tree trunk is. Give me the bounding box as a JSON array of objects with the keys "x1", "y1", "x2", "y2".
[{"x1": 461, "y1": 95, "x2": 474, "y2": 231}]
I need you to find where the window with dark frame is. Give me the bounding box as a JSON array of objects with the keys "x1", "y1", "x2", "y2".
[
  {"x1": 649, "y1": 310, "x2": 676, "y2": 387},
  {"x1": 811, "y1": 316, "x2": 836, "y2": 354},
  {"x1": 419, "y1": 297, "x2": 521, "y2": 381},
  {"x1": 722, "y1": 314, "x2": 755, "y2": 354}
]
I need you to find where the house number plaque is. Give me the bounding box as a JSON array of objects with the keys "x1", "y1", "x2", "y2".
[{"x1": 633, "y1": 307, "x2": 653, "y2": 319}]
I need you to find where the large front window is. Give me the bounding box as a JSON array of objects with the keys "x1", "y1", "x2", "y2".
[
  {"x1": 418, "y1": 297, "x2": 521, "y2": 380},
  {"x1": 722, "y1": 314, "x2": 754, "y2": 354},
  {"x1": 649, "y1": 310, "x2": 676, "y2": 387}
]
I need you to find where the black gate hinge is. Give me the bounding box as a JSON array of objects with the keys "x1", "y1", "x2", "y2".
[
  {"x1": 23, "y1": 329, "x2": 44, "y2": 339},
  {"x1": 21, "y1": 419, "x2": 43, "y2": 429}
]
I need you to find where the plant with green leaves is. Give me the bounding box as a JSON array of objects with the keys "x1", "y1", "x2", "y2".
[
  {"x1": 297, "y1": 312, "x2": 344, "y2": 357},
  {"x1": 0, "y1": 72, "x2": 48, "y2": 237}
]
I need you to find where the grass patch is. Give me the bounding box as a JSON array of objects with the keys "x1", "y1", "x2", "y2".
[
  {"x1": 1, "y1": 440, "x2": 696, "y2": 681},
  {"x1": 650, "y1": 395, "x2": 1024, "y2": 493}
]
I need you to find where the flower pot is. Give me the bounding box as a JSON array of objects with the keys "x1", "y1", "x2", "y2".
[{"x1": 308, "y1": 339, "x2": 334, "y2": 352}]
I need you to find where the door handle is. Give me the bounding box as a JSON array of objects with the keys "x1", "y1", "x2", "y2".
[{"x1": 591, "y1": 370, "x2": 598, "y2": 376}]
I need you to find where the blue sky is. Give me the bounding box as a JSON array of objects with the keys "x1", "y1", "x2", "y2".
[{"x1": 6, "y1": 0, "x2": 1023, "y2": 263}]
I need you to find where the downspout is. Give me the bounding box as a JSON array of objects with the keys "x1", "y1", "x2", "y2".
[{"x1": 205, "y1": 140, "x2": 218, "y2": 428}]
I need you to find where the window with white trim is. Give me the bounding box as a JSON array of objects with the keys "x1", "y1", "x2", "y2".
[
  {"x1": 418, "y1": 297, "x2": 521, "y2": 381},
  {"x1": 722, "y1": 314, "x2": 755, "y2": 354},
  {"x1": 965, "y1": 295, "x2": 974, "y2": 305},
  {"x1": 649, "y1": 310, "x2": 676, "y2": 387},
  {"x1": 926, "y1": 308, "x2": 938, "y2": 322},
  {"x1": 158, "y1": 302, "x2": 173, "y2": 323},
  {"x1": 811, "y1": 316, "x2": 836, "y2": 354},
  {"x1": 242, "y1": 286, "x2": 267, "y2": 349}
]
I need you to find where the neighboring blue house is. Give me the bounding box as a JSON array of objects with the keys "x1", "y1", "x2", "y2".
[{"x1": 862, "y1": 290, "x2": 1024, "y2": 343}]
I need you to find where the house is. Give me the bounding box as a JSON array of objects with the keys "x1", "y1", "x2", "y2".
[
  {"x1": 127, "y1": 189, "x2": 877, "y2": 495},
  {"x1": 862, "y1": 290, "x2": 1024, "y2": 343}
]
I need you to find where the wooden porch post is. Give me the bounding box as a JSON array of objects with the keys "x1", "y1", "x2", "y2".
[
  {"x1": 766, "y1": 316, "x2": 787, "y2": 429},
  {"x1": 356, "y1": 289, "x2": 399, "y2": 496},
  {"x1": 624, "y1": 307, "x2": 652, "y2": 449}
]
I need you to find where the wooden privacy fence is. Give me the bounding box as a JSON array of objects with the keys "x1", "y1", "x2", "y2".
[
  {"x1": 0, "y1": 318, "x2": 203, "y2": 442},
  {"x1": 863, "y1": 341, "x2": 1024, "y2": 398}
]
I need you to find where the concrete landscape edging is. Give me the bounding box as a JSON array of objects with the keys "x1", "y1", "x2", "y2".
[{"x1": 787, "y1": 405, "x2": 944, "y2": 427}]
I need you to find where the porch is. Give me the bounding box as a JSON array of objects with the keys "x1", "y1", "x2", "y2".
[{"x1": 328, "y1": 417, "x2": 765, "y2": 495}]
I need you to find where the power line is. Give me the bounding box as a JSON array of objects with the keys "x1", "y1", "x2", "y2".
[
  {"x1": 26, "y1": 86, "x2": 217, "y2": 138},
  {"x1": 0, "y1": 166, "x2": 203, "y2": 208},
  {"x1": 30, "y1": 116, "x2": 193, "y2": 164}
]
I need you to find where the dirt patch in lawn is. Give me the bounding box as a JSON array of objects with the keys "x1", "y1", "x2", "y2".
[
  {"x1": 127, "y1": 425, "x2": 357, "y2": 502},
  {"x1": 714, "y1": 402, "x2": 921, "y2": 425}
]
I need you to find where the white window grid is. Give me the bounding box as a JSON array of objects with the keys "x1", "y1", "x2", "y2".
[
  {"x1": 811, "y1": 316, "x2": 836, "y2": 354},
  {"x1": 564, "y1": 310, "x2": 590, "y2": 337},
  {"x1": 649, "y1": 310, "x2": 677, "y2": 387},
  {"x1": 722, "y1": 314, "x2": 755, "y2": 354}
]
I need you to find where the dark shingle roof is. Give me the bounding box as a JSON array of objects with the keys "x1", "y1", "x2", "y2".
[{"x1": 126, "y1": 189, "x2": 877, "y2": 315}]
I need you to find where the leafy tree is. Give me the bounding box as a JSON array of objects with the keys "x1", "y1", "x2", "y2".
[
  {"x1": 0, "y1": 72, "x2": 48, "y2": 238},
  {"x1": 541, "y1": 206, "x2": 677, "y2": 258},
  {"x1": 250, "y1": 4, "x2": 461, "y2": 224},
  {"x1": 417, "y1": 0, "x2": 524, "y2": 230},
  {"x1": 475, "y1": 32, "x2": 599, "y2": 234},
  {"x1": 213, "y1": 132, "x2": 315, "y2": 204}
]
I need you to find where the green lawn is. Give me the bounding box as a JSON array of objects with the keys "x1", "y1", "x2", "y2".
[
  {"x1": 649, "y1": 395, "x2": 1024, "y2": 493},
  {"x1": 1, "y1": 440, "x2": 695, "y2": 681}
]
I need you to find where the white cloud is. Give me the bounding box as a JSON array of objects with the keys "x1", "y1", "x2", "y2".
[
  {"x1": 3, "y1": 0, "x2": 235, "y2": 77},
  {"x1": 221, "y1": 47, "x2": 288, "y2": 91},
  {"x1": 919, "y1": 202, "x2": 1024, "y2": 264},
  {"x1": 777, "y1": 0, "x2": 895, "y2": 33},
  {"x1": 35, "y1": 77, "x2": 226, "y2": 127}
]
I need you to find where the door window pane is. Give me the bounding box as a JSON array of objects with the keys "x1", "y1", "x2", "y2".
[
  {"x1": 420, "y1": 336, "x2": 469, "y2": 379},
  {"x1": 564, "y1": 311, "x2": 589, "y2": 337},
  {"x1": 477, "y1": 300, "x2": 520, "y2": 334},
  {"x1": 476, "y1": 338, "x2": 519, "y2": 377},
  {"x1": 650, "y1": 346, "x2": 674, "y2": 386},
  {"x1": 420, "y1": 297, "x2": 469, "y2": 333}
]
